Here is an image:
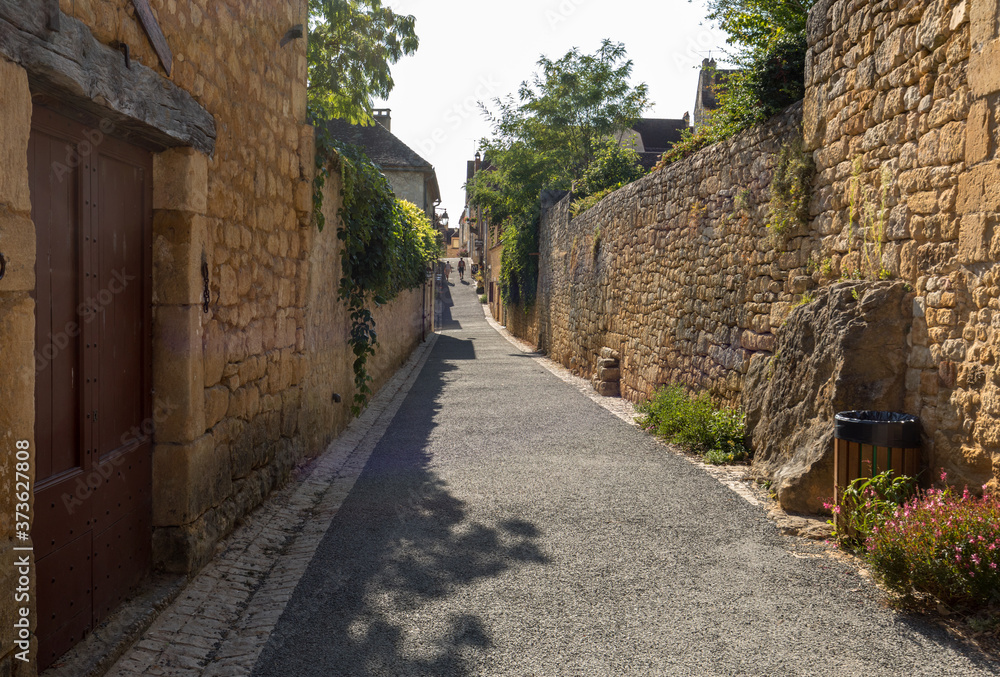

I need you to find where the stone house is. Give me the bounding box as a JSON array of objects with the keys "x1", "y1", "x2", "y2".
[
  {"x1": 0, "y1": 1, "x2": 430, "y2": 671},
  {"x1": 324, "y1": 109, "x2": 442, "y2": 221},
  {"x1": 692, "y1": 58, "x2": 737, "y2": 132}
]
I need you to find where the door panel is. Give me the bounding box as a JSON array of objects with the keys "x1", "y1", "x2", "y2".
[
  {"x1": 30, "y1": 104, "x2": 153, "y2": 670},
  {"x1": 29, "y1": 123, "x2": 84, "y2": 485}
]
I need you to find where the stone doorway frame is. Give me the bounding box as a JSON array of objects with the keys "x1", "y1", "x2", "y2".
[{"x1": 0, "y1": 4, "x2": 218, "y2": 667}]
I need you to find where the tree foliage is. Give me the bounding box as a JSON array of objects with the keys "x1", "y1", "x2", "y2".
[
  {"x1": 577, "y1": 139, "x2": 646, "y2": 199},
  {"x1": 307, "y1": 0, "x2": 419, "y2": 124},
  {"x1": 705, "y1": 0, "x2": 813, "y2": 51},
  {"x1": 660, "y1": 0, "x2": 814, "y2": 169},
  {"x1": 468, "y1": 40, "x2": 650, "y2": 306},
  {"x1": 571, "y1": 140, "x2": 646, "y2": 217}
]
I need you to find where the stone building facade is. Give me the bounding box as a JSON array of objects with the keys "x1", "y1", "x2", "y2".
[
  {"x1": 0, "y1": 0, "x2": 430, "y2": 671},
  {"x1": 506, "y1": 0, "x2": 1000, "y2": 510}
]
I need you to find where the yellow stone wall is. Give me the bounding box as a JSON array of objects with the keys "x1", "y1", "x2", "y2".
[
  {"x1": 805, "y1": 0, "x2": 999, "y2": 493},
  {"x1": 1, "y1": 10, "x2": 429, "y2": 672},
  {"x1": 299, "y1": 172, "x2": 429, "y2": 457},
  {"x1": 0, "y1": 55, "x2": 36, "y2": 676}
]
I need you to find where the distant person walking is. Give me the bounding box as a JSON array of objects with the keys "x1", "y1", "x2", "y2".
[
  {"x1": 445, "y1": 261, "x2": 452, "y2": 283},
  {"x1": 458, "y1": 258, "x2": 466, "y2": 282}
]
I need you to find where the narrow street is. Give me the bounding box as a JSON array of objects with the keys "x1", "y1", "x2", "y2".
[{"x1": 232, "y1": 275, "x2": 996, "y2": 676}]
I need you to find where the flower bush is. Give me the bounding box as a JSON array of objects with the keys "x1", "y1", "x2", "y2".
[
  {"x1": 831, "y1": 470, "x2": 1000, "y2": 608},
  {"x1": 636, "y1": 384, "x2": 749, "y2": 464},
  {"x1": 828, "y1": 471, "x2": 916, "y2": 545},
  {"x1": 865, "y1": 474, "x2": 1000, "y2": 607}
]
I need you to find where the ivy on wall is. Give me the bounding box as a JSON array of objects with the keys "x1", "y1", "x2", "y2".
[{"x1": 313, "y1": 126, "x2": 441, "y2": 414}]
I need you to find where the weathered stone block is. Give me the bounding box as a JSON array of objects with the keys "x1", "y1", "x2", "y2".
[
  {"x1": 0, "y1": 211, "x2": 35, "y2": 293},
  {"x1": 0, "y1": 294, "x2": 35, "y2": 447},
  {"x1": 294, "y1": 180, "x2": 312, "y2": 217},
  {"x1": 958, "y1": 161, "x2": 1000, "y2": 213},
  {"x1": 203, "y1": 320, "x2": 226, "y2": 388},
  {"x1": 971, "y1": 0, "x2": 1000, "y2": 48},
  {"x1": 599, "y1": 347, "x2": 621, "y2": 360},
  {"x1": 595, "y1": 381, "x2": 621, "y2": 397},
  {"x1": 958, "y1": 213, "x2": 992, "y2": 263},
  {"x1": 909, "y1": 190, "x2": 940, "y2": 215},
  {"x1": 204, "y1": 385, "x2": 229, "y2": 431},
  {"x1": 153, "y1": 211, "x2": 206, "y2": 306},
  {"x1": 966, "y1": 99, "x2": 992, "y2": 165},
  {"x1": 153, "y1": 305, "x2": 205, "y2": 444},
  {"x1": 152, "y1": 434, "x2": 231, "y2": 528},
  {"x1": 153, "y1": 500, "x2": 237, "y2": 574},
  {"x1": 0, "y1": 58, "x2": 31, "y2": 214},
  {"x1": 969, "y1": 38, "x2": 1000, "y2": 95},
  {"x1": 153, "y1": 147, "x2": 208, "y2": 213},
  {"x1": 743, "y1": 282, "x2": 914, "y2": 514}
]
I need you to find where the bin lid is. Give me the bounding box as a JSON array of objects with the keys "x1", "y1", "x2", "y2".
[{"x1": 835, "y1": 411, "x2": 920, "y2": 448}]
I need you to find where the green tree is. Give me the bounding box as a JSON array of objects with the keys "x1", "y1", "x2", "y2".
[
  {"x1": 660, "y1": 0, "x2": 814, "y2": 168},
  {"x1": 704, "y1": 0, "x2": 813, "y2": 51},
  {"x1": 577, "y1": 138, "x2": 646, "y2": 198},
  {"x1": 468, "y1": 40, "x2": 650, "y2": 305},
  {"x1": 307, "y1": 0, "x2": 419, "y2": 124}
]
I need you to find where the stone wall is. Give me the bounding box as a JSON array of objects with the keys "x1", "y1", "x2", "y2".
[
  {"x1": 0, "y1": 55, "x2": 36, "y2": 676},
  {"x1": 0, "y1": 1, "x2": 430, "y2": 670},
  {"x1": 509, "y1": 0, "x2": 1000, "y2": 501},
  {"x1": 531, "y1": 106, "x2": 805, "y2": 406},
  {"x1": 298, "y1": 172, "x2": 428, "y2": 458},
  {"x1": 803, "y1": 0, "x2": 998, "y2": 494}
]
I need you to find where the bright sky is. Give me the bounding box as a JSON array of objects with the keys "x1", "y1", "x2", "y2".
[{"x1": 376, "y1": 0, "x2": 730, "y2": 223}]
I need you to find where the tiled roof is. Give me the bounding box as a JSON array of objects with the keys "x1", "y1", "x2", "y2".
[{"x1": 324, "y1": 118, "x2": 433, "y2": 170}]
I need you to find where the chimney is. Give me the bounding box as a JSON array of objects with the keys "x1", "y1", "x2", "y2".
[
  {"x1": 373, "y1": 108, "x2": 391, "y2": 131},
  {"x1": 683, "y1": 111, "x2": 691, "y2": 127}
]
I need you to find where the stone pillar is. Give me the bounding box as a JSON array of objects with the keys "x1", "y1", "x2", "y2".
[
  {"x1": 151, "y1": 147, "x2": 232, "y2": 572},
  {"x1": 0, "y1": 56, "x2": 37, "y2": 677}
]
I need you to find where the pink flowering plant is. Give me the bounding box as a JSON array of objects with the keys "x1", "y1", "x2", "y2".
[
  {"x1": 832, "y1": 470, "x2": 1000, "y2": 608},
  {"x1": 864, "y1": 473, "x2": 1000, "y2": 607}
]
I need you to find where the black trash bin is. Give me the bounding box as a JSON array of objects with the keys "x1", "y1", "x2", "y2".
[{"x1": 834, "y1": 411, "x2": 921, "y2": 500}]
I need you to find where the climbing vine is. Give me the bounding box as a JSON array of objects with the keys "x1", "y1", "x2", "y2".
[{"x1": 314, "y1": 126, "x2": 440, "y2": 414}]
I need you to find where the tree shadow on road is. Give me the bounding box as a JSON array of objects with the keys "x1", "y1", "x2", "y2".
[{"x1": 252, "y1": 336, "x2": 548, "y2": 677}]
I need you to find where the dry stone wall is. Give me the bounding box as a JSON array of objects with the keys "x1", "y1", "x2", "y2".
[
  {"x1": 804, "y1": 0, "x2": 998, "y2": 494},
  {"x1": 532, "y1": 106, "x2": 807, "y2": 407},
  {"x1": 511, "y1": 0, "x2": 1000, "y2": 501}
]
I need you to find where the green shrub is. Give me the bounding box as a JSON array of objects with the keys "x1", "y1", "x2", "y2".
[
  {"x1": 827, "y1": 471, "x2": 917, "y2": 548},
  {"x1": 571, "y1": 185, "x2": 619, "y2": 218},
  {"x1": 479, "y1": 294, "x2": 488, "y2": 304},
  {"x1": 636, "y1": 384, "x2": 749, "y2": 464},
  {"x1": 864, "y1": 474, "x2": 1000, "y2": 608}
]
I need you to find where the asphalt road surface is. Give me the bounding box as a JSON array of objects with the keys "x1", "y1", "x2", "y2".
[{"x1": 252, "y1": 274, "x2": 999, "y2": 677}]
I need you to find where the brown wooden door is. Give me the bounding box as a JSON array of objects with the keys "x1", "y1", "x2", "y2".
[{"x1": 30, "y1": 105, "x2": 153, "y2": 670}]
